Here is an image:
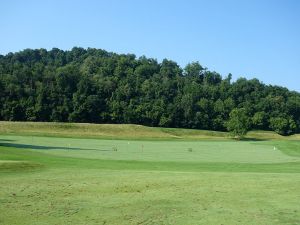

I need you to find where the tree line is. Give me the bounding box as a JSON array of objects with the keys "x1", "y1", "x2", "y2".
[{"x1": 0, "y1": 47, "x2": 299, "y2": 135}]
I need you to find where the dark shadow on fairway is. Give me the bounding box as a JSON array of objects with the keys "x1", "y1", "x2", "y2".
[
  {"x1": 0, "y1": 139, "x2": 16, "y2": 142},
  {"x1": 237, "y1": 138, "x2": 268, "y2": 141},
  {"x1": 0, "y1": 143, "x2": 112, "y2": 151}
]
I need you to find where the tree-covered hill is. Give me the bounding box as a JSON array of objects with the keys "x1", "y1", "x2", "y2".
[{"x1": 0, "y1": 47, "x2": 299, "y2": 135}]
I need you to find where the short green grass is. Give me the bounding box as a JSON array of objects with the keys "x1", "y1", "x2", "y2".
[{"x1": 0, "y1": 122, "x2": 300, "y2": 224}]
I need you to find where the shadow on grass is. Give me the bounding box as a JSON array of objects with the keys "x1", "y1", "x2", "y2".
[
  {"x1": 231, "y1": 137, "x2": 268, "y2": 141},
  {"x1": 0, "y1": 139, "x2": 16, "y2": 142},
  {"x1": 0, "y1": 142, "x2": 113, "y2": 151}
]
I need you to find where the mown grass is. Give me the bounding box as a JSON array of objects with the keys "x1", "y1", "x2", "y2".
[
  {"x1": 1, "y1": 136, "x2": 300, "y2": 174},
  {"x1": 1, "y1": 169, "x2": 300, "y2": 225},
  {"x1": 0, "y1": 122, "x2": 300, "y2": 224}
]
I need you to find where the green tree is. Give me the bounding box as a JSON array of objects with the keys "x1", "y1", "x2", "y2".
[
  {"x1": 252, "y1": 111, "x2": 267, "y2": 129},
  {"x1": 269, "y1": 116, "x2": 296, "y2": 135},
  {"x1": 226, "y1": 108, "x2": 251, "y2": 139},
  {"x1": 184, "y1": 61, "x2": 204, "y2": 77}
]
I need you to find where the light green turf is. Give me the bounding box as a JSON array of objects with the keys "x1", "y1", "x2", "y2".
[
  {"x1": 1, "y1": 124, "x2": 300, "y2": 224},
  {"x1": 1, "y1": 135, "x2": 300, "y2": 164},
  {"x1": 1, "y1": 169, "x2": 300, "y2": 225}
]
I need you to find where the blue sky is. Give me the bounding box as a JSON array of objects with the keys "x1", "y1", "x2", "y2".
[{"x1": 1, "y1": 0, "x2": 299, "y2": 92}]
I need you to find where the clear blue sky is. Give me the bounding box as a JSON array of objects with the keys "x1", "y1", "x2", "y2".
[{"x1": 1, "y1": 0, "x2": 299, "y2": 92}]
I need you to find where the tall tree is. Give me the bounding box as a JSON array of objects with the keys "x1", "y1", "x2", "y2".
[{"x1": 226, "y1": 108, "x2": 251, "y2": 139}]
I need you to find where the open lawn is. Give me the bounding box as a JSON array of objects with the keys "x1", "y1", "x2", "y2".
[{"x1": 0, "y1": 122, "x2": 300, "y2": 224}]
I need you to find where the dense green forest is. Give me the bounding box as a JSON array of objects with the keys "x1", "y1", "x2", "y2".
[{"x1": 0, "y1": 47, "x2": 299, "y2": 135}]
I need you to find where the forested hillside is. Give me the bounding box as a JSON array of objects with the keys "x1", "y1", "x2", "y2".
[{"x1": 0, "y1": 47, "x2": 299, "y2": 135}]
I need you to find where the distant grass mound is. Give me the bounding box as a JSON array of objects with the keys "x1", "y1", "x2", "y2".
[{"x1": 1, "y1": 121, "x2": 299, "y2": 140}]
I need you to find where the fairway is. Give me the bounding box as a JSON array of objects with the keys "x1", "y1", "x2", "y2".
[
  {"x1": 1, "y1": 128, "x2": 300, "y2": 224},
  {"x1": 1, "y1": 135, "x2": 300, "y2": 164}
]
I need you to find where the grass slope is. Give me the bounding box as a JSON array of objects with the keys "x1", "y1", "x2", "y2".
[
  {"x1": 1, "y1": 121, "x2": 300, "y2": 140},
  {"x1": 0, "y1": 122, "x2": 300, "y2": 224}
]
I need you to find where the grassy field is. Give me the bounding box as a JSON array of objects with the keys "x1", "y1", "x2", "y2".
[
  {"x1": 1, "y1": 121, "x2": 300, "y2": 140},
  {"x1": 0, "y1": 122, "x2": 300, "y2": 224}
]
